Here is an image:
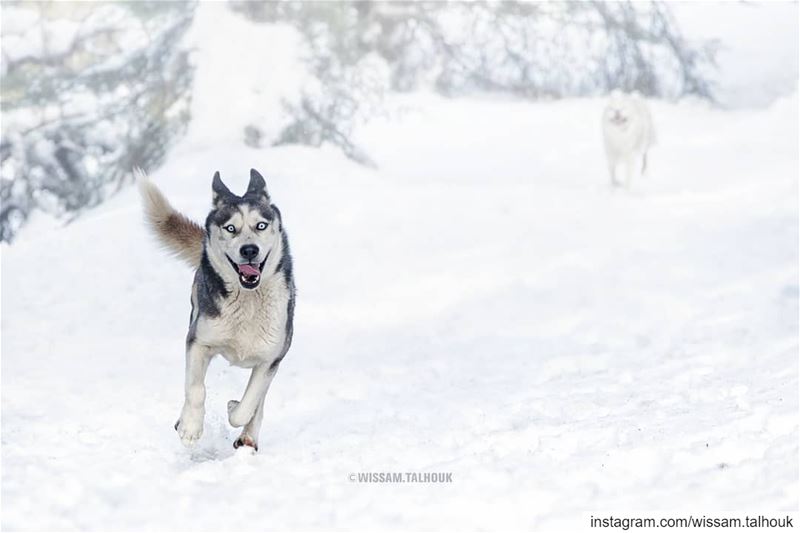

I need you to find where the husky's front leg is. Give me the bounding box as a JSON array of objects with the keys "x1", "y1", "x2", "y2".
[
  {"x1": 175, "y1": 342, "x2": 212, "y2": 447},
  {"x1": 233, "y1": 395, "x2": 266, "y2": 451},
  {"x1": 227, "y1": 361, "x2": 280, "y2": 450}
]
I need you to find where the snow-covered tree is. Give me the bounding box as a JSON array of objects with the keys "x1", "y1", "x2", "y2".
[
  {"x1": 230, "y1": 1, "x2": 716, "y2": 164},
  {"x1": 0, "y1": 2, "x2": 195, "y2": 242}
]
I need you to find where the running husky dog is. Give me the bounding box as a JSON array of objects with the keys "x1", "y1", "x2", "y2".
[
  {"x1": 137, "y1": 168, "x2": 295, "y2": 451},
  {"x1": 602, "y1": 90, "x2": 655, "y2": 188}
]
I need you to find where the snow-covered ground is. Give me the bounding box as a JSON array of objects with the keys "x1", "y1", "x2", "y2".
[{"x1": 2, "y1": 89, "x2": 797, "y2": 529}]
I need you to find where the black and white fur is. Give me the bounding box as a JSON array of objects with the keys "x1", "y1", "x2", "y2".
[{"x1": 138, "y1": 168, "x2": 295, "y2": 451}]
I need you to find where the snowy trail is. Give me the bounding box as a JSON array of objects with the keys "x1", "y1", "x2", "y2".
[{"x1": 2, "y1": 95, "x2": 797, "y2": 530}]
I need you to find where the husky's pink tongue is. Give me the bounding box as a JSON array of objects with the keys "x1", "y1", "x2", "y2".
[{"x1": 238, "y1": 264, "x2": 260, "y2": 277}]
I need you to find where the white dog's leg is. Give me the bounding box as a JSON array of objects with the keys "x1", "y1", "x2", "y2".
[
  {"x1": 175, "y1": 343, "x2": 212, "y2": 447},
  {"x1": 624, "y1": 156, "x2": 634, "y2": 189},
  {"x1": 608, "y1": 159, "x2": 619, "y2": 187},
  {"x1": 227, "y1": 362, "x2": 278, "y2": 430},
  {"x1": 641, "y1": 150, "x2": 649, "y2": 176}
]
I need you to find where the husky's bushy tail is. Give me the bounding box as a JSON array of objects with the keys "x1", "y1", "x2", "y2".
[{"x1": 136, "y1": 168, "x2": 204, "y2": 268}]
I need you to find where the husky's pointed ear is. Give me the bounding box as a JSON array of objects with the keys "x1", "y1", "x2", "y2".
[
  {"x1": 245, "y1": 168, "x2": 270, "y2": 203},
  {"x1": 212, "y1": 171, "x2": 233, "y2": 203}
]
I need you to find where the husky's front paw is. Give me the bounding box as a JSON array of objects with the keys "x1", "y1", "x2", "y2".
[
  {"x1": 174, "y1": 410, "x2": 204, "y2": 447},
  {"x1": 233, "y1": 433, "x2": 258, "y2": 451}
]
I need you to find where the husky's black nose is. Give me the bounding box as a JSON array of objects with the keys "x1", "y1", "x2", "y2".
[{"x1": 240, "y1": 245, "x2": 259, "y2": 261}]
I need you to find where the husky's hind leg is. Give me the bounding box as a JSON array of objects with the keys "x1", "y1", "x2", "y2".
[
  {"x1": 175, "y1": 342, "x2": 212, "y2": 447},
  {"x1": 641, "y1": 150, "x2": 648, "y2": 176}
]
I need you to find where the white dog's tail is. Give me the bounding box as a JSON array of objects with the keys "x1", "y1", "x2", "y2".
[{"x1": 136, "y1": 168, "x2": 205, "y2": 268}]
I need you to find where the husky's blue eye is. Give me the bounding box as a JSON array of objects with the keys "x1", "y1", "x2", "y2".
[
  {"x1": 256, "y1": 222, "x2": 268, "y2": 231},
  {"x1": 224, "y1": 224, "x2": 236, "y2": 233}
]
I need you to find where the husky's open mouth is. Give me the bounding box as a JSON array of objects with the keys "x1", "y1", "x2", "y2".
[{"x1": 227, "y1": 253, "x2": 269, "y2": 289}]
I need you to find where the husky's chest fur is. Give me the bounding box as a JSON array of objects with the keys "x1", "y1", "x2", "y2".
[{"x1": 191, "y1": 269, "x2": 292, "y2": 368}]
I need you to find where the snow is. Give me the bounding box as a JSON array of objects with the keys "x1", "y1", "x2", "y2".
[{"x1": 2, "y1": 90, "x2": 797, "y2": 529}]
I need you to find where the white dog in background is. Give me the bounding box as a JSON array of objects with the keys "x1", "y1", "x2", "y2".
[{"x1": 602, "y1": 90, "x2": 655, "y2": 188}]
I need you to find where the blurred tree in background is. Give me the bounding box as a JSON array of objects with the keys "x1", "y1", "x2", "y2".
[
  {"x1": 1, "y1": 0, "x2": 715, "y2": 242},
  {"x1": 231, "y1": 0, "x2": 716, "y2": 165},
  {"x1": 0, "y1": 2, "x2": 195, "y2": 242}
]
